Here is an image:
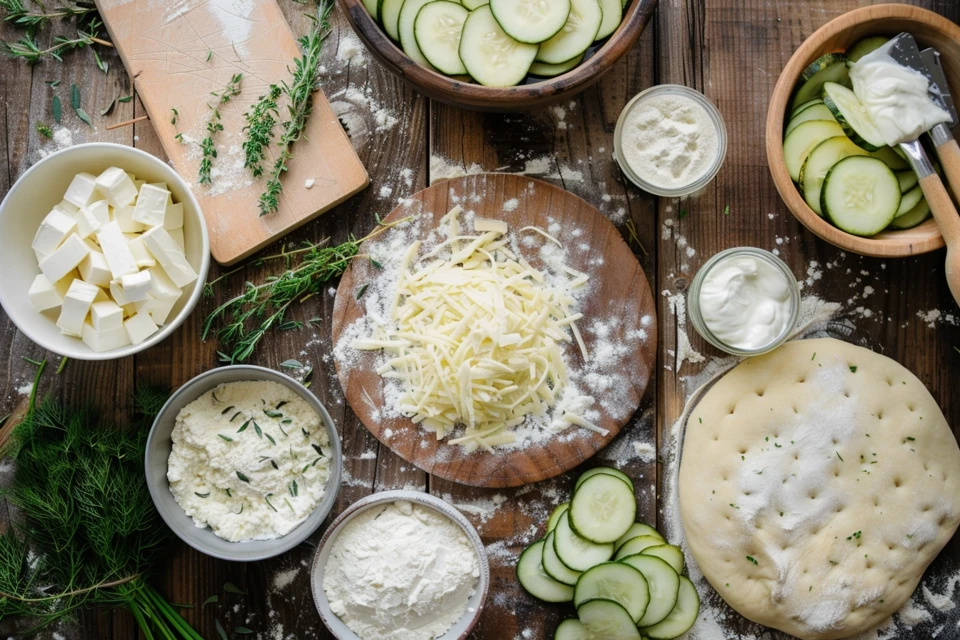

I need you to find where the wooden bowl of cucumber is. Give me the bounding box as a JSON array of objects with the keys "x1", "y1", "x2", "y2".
[
  {"x1": 766, "y1": 4, "x2": 960, "y2": 257},
  {"x1": 336, "y1": 0, "x2": 657, "y2": 111}
]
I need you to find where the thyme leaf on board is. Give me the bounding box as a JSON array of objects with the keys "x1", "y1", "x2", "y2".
[
  {"x1": 198, "y1": 73, "x2": 243, "y2": 185},
  {"x1": 242, "y1": 84, "x2": 281, "y2": 177},
  {"x1": 35, "y1": 122, "x2": 52, "y2": 138},
  {"x1": 0, "y1": 14, "x2": 112, "y2": 64}
]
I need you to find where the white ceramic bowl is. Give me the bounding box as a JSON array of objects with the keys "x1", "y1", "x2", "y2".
[
  {"x1": 144, "y1": 365, "x2": 343, "y2": 562},
  {"x1": 310, "y1": 490, "x2": 490, "y2": 639},
  {"x1": 0, "y1": 143, "x2": 210, "y2": 360}
]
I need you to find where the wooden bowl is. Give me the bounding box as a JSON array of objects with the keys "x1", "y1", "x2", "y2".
[
  {"x1": 336, "y1": 0, "x2": 658, "y2": 112},
  {"x1": 765, "y1": 4, "x2": 960, "y2": 257}
]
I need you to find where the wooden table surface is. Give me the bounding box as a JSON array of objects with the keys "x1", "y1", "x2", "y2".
[{"x1": 2, "y1": 1, "x2": 959, "y2": 639}]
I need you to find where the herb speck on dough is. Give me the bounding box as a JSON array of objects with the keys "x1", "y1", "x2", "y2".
[
  {"x1": 836, "y1": 451, "x2": 843, "y2": 461},
  {"x1": 906, "y1": 436, "x2": 916, "y2": 441},
  {"x1": 849, "y1": 365, "x2": 857, "y2": 372},
  {"x1": 746, "y1": 555, "x2": 758, "y2": 565},
  {"x1": 811, "y1": 352, "x2": 816, "y2": 360}
]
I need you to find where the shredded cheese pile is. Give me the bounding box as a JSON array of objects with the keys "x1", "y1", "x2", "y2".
[{"x1": 353, "y1": 206, "x2": 601, "y2": 452}]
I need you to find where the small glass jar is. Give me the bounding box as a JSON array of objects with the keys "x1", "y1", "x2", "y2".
[
  {"x1": 688, "y1": 247, "x2": 801, "y2": 357},
  {"x1": 614, "y1": 84, "x2": 728, "y2": 197}
]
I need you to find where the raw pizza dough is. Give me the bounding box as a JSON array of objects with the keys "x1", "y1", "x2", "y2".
[{"x1": 679, "y1": 338, "x2": 960, "y2": 640}]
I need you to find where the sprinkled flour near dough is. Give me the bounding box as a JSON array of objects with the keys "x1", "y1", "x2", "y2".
[{"x1": 336, "y1": 32, "x2": 368, "y2": 67}]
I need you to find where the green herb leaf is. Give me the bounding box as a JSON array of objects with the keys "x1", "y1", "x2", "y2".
[
  {"x1": 723, "y1": 205, "x2": 730, "y2": 216},
  {"x1": 265, "y1": 432, "x2": 276, "y2": 446},
  {"x1": 235, "y1": 628, "x2": 254, "y2": 636},
  {"x1": 47, "y1": 80, "x2": 61, "y2": 88},
  {"x1": 238, "y1": 419, "x2": 250, "y2": 433},
  {"x1": 746, "y1": 555, "x2": 758, "y2": 565},
  {"x1": 206, "y1": 49, "x2": 213, "y2": 62},
  {"x1": 289, "y1": 480, "x2": 298, "y2": 497},
  {"x1": 264, "y1": 494, "x2": 277, "y2": 512},
  {"x1": 75, "y1": 108, "x2": 93, "y2": 128},
  {"x1": 370, "y1": 257, "x2": 383, "y2": 269},
  {"x1": 264, "y1": 409, "x2": 283, "y2": 418},
  {"x1": 356, "y1": 283, "x2": 370, "y2": 299},
  {"x1": 215, "y1": 619, "x2": 228, "y2": 640},
  {"x1": 836, "y1": 451, "x2": 843, "y2": 461},
  {"x1": 236, "y1": 471, "x2": 250, "y2": 483},
  {"x1": 849, "y1": 365, "x2": 857, "y2": 373},
  {"x1": 906, "y1": 436, "x2": 915, "y2": 441},
  {"x1": 271, "y1": 459, "x2": 279, "y2": 470},
  {"x1": 218, "y1": 434, "x2": 233, "y2": 442},
  {"x1": 93, "y1": 48, "x2": 108, "y2": 74},
  {"x1": 71, "y1": 83, "x2": 80, "y2": 110},
  {"x1": 52, "y1": 95, "x2": 62, "y2": 123},
  {"x1": 171, "y1": 107, "x2": 179, "y2": 125},
  {"x1": 223, "y1": 582, "x2": 246, "y2": 595},
  {"x1": 195, "y1": 492, "x2": 210, "y2": 498},
  {"x1": 100, "y1": 94, "x2": 116, "y2": 116},
  {"x1": 678, "y1": 210, "x2": 688, "y2": 220},
  {"x1": 202, "y1": 595, "x2": 219, "y2": 607},
  {"x1": 280, "y1": 359, "x2": 303, "y2": 369},
  {"x1": 119, "y1": 95, "x2": 133, "y2": 103},
  {"x1": 221, "y1": 405, "x2": 236, "y2": 415},
  {"x1": 254, "y1": 422, "x2": 263, "y2": 438},
  {"x1": 36, "y1": 122, "x2": 53, "y2": 138}
]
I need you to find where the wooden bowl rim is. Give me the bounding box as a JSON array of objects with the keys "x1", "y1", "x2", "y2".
[
  {"x1": 336, "y1": 0, "x2": 656, "y2": 108},
  {"x1": 765, "y1": 3, "x2": 959, "y2": 257}
]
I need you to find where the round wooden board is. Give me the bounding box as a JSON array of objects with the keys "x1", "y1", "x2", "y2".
[{"x1": 331, "y1": 174, "x2": 657, "y2": 487}]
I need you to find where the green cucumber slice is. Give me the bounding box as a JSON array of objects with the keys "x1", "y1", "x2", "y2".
[
  {"x1": 529, "y1": 55, "x2": 584, "y2": 77},
  {"x1": 620, "y1": 554, "x2": 681, "y2": 627},
  {"x1": 517, "y1": 540, "x2": 575, "y2": 602},
  {"x1": 569, "y1": 473, "x2": 636, "y2": 544},
  {"x1": 790, "y1": 98, "x2": 823, "y2": 119},
  {"x1": 848, "y1": 36, "x2": 888, "y2": 63},
  {"x1": 782, "y1": 119, "x2": 845, "y2": 182},
  {"x1": 489, "y1": 0, "x2": 570, "y2": 44},
  {"x1": 554, "y1": 619, "x2": 588, "y2": 640},
  {"x1": 895, "y1": 184, "x2": 924, "y2": 217},
  {"x1": 381, "y1": 0, "x2": 405, "y2": 40},
  {"x1": 575, "y1": 466, "x2": 635, "y2": 492},
  {"x1": 461, "y1": 0, "x2": 488, "y2": 8},
  {"x1": 888, "y1": 198, "x2": 931, "y2": 229},
  {"x1": 578, "y1": 599, "x2": 643, "y2": 640},
  {"x1": 459, "y1": 5, "x2": 538, "y2": 86},
  {"x1": 821, "y1": 156, "x2": 901, "y2": 236},
  {"x1": 799, "y1": 135, "x2": 870, "y2": 215},
  {"x1": 400, "y1": 0, "x2": 438, "y2": 70},
  {"x1": 535, "y1": 0, "x2": 602, "y2": 65},
  {"x1": 595, "y1": 0, "x2": 622, "y2": 41},
  {"x1": 641, "y1": 544, "x2": 685, "y2": 575},
  {"x1": 897, "y1": 170, "x2": 919, "y2": 193},
  {"x1": 574, "y1": 562, "x2": 650, "y2": 623},
  {"x1": 822, "y1": 82, "x2": 885, "y2": 150},
  {"x1": 784, "y1": 103, "x2": 836, "y2": 136},
  {"x1": 543, "y1": 530, "x2": 582, "y2": 586},
  {"x1": 554, "y1": 511, "x2": 614, "y2": 572},
  {"x1": 615, "y1": 535, "x2": 664, "y2": 560},
  {"x1": 790, "y1": 59, "x2": 850, "y2": 113},
  {"x1": 363, "y1": 0, "x2": 380, "y2": 21},
  {"x1": 801, "y1": 52, "x2": 848, "y2": 81},
  {"x1": 640, "y1": 576, "x2": 700, "y2": 639},
  {"x1": 547, "y1": 502, "x2": 571, "y2": 532},
  {"x1": 414, "y1": 1, "x2": 469, "y2": 74},
  {"x1": 614, "y1": 522, "x2": 663, "y2": 550},
  {"x1": 870, "y1": 146, "x2": 910, "y2": 171}
]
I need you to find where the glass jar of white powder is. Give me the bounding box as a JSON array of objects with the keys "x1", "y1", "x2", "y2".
[{"x1": 614, "y1": 85, "x2": 727, "y2": 196}]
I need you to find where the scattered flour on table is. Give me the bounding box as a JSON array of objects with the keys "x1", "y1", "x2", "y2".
[
  {"x1": 336, "y1": 31, "x2": 368, "y2": 67},
  {"x1": 271, "y1": 567, "x2": 300, "y2": 592},
  {"x1": 663, "y1": 289, "x2": 704, "y2": 373},
  {"x1": 917, "y1": 309, "x2": 959, "y2": 328},
  {"x1": 16, "y1": 382, "x2": 33, "y2": 396},
  {"x1": 38, "y1": 126, "x2": 81, "y2": 159},
  {"x1": 430, "y1": 156, "x2": 485, "y2": 183},
  {"x1": 631, "y1": 442, "x2": 656, "y2": 464},
  {"x1": 330, "y1": 87, "x2": 399, "y2": 148},
  {"x1": 206, "y1": 0, "x2": 255, "y2": 55}
]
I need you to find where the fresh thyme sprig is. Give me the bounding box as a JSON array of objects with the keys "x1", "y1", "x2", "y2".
[
  {"x1": 202, "y1": 217, "x2": 410, "y2": 363},
  {"x1": 0, "y1": 0, "x2": 97, "y2": 29},
  {"x1": 198, "y1": 72, "x2": 243, "y2": 185},
  {"x1": 243, "y1": 84, "x2": 281, "y2": 178},
  {"x1": 1, "y1": 15, "x2": 112, "y2": 63},
  {"x1": 258, "y1": 0, "x2": 334, "y2": 216}
]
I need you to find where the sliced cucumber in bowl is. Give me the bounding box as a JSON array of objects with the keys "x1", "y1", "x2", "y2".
[
  {"x1": 380, "y1": 0, "x2": 405, "y2": 41},
  {"x1": 790, "y1": 98, "x2": 824, "y2": 119},
  {"x1": 782, "y1": 119, "x2": 845, "y2": 182},
  {"x1": 399, "y1": 0, "x2": 439, "y2": 70},
  {"x1": 888, "y1": 198, "x2": 931, "y2": 229},
  {"x1": 897, "y1": 169, "x2": 919, "y2": 193},
  {"x1": 542, "y1": 530, "x2": 582, "y2": 586},
  {"x1": 848, "y1": 35, "x2": 888, "y2": 63},
  {"x1": 535, "y1": 0, "x2": 603, "y2": 65},
  {"x1": 414, "y1": 1, "x2": 469, "y2": 75},
  {"x1": 461, "y1": 0, "x2": 488, "y2": 8},
  {"x1": 799, "y1": 135, "x2": 870, "y2": 216},
  {"x1": 554, "y1": 510, "x2": 615, "y2": 572},
  {"x1": 574, "y1": 562, "x2": 650, "y2": 623},
  {"x1": 569, "y1": 473, "x2": 636, "y2": 544},
  {"x1": 362, "y1": 0, "x2": 379, "y2": 22},
  {"x1": 489, "y1": 0, "x2": 570, "y2": 44},
  {"x1": 896, "y1": 184, "x2": 925, "y2": 218},
  {"x1": 790, "y1": 54, "x2": 850, "y2": 113},
  {"x1": 517, "y1": 539, "x2": 575, "y2": 602},
  {"x1": 595, "y1": 0, "x2": 623, "y2": 41},
  {"x1": 546, "y1": 502, "x2": 571, "y2": 532},
  {"x1": 554, "y1": 618, "x2": 588, "y2": 640},
  {"x1": 529, "y1": 55, "x2": 584, "y2": 78},
  {"x1": 822, "y1": 82, "x2": 885, "y2": 151},
  {"x1": 821, "y1": 155, "x2": 901, "y2": 236},
  {"x1": 459, "y1": 5, "x2": 539, "y2": 86},
  {"x1": 784, "y1": 103, "x2": 836, "y2": 137}
]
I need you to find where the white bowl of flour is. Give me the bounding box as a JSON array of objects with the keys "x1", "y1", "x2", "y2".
[{"x1": 311, "y1": 491, "x2": 490, "y2": 640}]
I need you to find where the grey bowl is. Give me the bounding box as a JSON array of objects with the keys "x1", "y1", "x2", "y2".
[
  {"x1": 145, "y1": 365, "x2": 343, "y2": 561},
  {"x1": 310, "y1": 490, "x2": 490, "y2": 639}
]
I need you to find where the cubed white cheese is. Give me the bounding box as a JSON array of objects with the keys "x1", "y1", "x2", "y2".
[
  {"x1": 126, "y1": 236, "x2": 156, "y2": 268},
  {"x1": 74, "y1": 206, "x2": 102, "y2": 239},
  {"x1": 86, "y1": 200, "x2": 111, "y2": 225},
  {"x1": 163, "y1": 202, "x2": 184, "y2": 230},
  {"x1": 132, "y1": 184, "x2": 169, "y2": 227},
  {"x1": 133, "y1": 179, "x2": 145, "y2": 193},
  {"x1": 28, "y1": 273, "x2": 70, "y2": 311},
  {"x1": 96, "y1": 221, "x2": 139, "y2": 278},
  {"x1": 32, "y1": 207, "x2": 77, "y2": 257},
  {"x1": 121, "y1": 302, "x2": 137, "y2": 318},
  {"x1": 39, "y1": 234, "x2": 90, "y2": 283},
  {"x1": 78, "y1": 250, "x2": 112, "y2": 287},
  {"x1": 57, "y1": 200, "x2": 79, "y2": 215},
  {"x1": 82, "y1": 322, "x2": 131, "y2": 352},
  {"x1": 120, "y1": 270, "x2": 153, "y2": 302},
  {"x1": 109, "y1": 279, "x2": 130, "y2": 306},
  {"x1": 94, "y1": 167, "x2": 138, "y2": 208},
  {"x1": 124, "y1": 312, "x2": 159, "y2": 344},
  {"x1": 138, "y1": 265, "x2": 183, "y2": 325},
  {"x1": 113, "y1": 204, "x2": 145, "y2": 232},
  {"x1": 90, "y1": 300, "x2": 124, "y2": 332},
  {"x1": 57, "y1": 279, "x2": 102, "y2": 336},
  {"x1": 63, "y1": 172, "x2": 100, "y2": 208},
  {"x1": 148, "y1": 183, "x2": 173, "y2": 205},
  {"x1": 169, "y1": 226, "x2": 185, "y2": 250},
  {"x1": 140, "y1": 226, "x2": 197, "y2": 287}
]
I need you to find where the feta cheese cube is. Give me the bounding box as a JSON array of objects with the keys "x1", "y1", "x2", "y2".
[
  {"x1": 140, "y1": 227, "x2": 197, "y2": 287},
  {"x1": 90, "y1": 300, "x2": 124, "y2": 332},
  {"x1": 148, "y1": 183, "x2": 174, "y2": 205},
  {"x1": 126, "y1": 236, "x2": 156, "y2": 268},
  {"x1": 163, "y1": 202, "x2": 184, "y2": 230},
  {"x1": 78, "y1": 250, "x2": 112, "y2": 287},
  {"x1": 109, "y1": 279, "x2": 130, "y2": 306},
  {"x1": 28, "y1": 273, "x2": 70, "y2": 311},
  {"x1": 63, "y1": 172, "x2": 100, "y2": 208},
  {"x1": 138, "y1": 266, "x2": 183, "y2": 324},
  {"x1": 74, "y1": 206, "x2": 103, "y2": 239},
  {"x1": 82, "y1": 322, "x2": 131, "y2": 352},
  {"x1": 57, "y1": 200, "x2": 79, "y2": 215},
  {"x1": 96, "y1": 221, "x2": 139, "y2": 278},
  {"x1": 169, "y1": 226, "x2": 185, "y2": 250},
  {"x1": 132, "y1": 184, "x2": 169, "y2": 227},
  {"x1": 133, "y1": 179, "x2": 146, "y2": 193},
  {"x1": 113, "y1": 204, "x2": 145, "y2": 232},
  {"x1": 32, "y1": 207, "x2": 77, "y2": 257},
  {"x1": 57, "y1": 279, "x2": 102, "y2": 336},
  {"x1": 86, "y1": 200, "x2": 111, "y2": 225},
  {"x1": 120, "y1": 270, "x2": 153, "y2": 302},
  {"x1": 124, "y1": 312, "x2": 159, "y2": 344},
  {"x1": 39, "y1": 234, "x2": 90, "y2": 283},
  {"x1": 95, "y1": 167, "x2": 139, "y2": 208}
]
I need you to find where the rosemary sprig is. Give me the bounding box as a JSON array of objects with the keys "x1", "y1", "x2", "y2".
[
  {"x1": 35, "y1": 122, "x2": 52, "y2": 138},
  {"x1": 242, "y1": 84, "x2": 281, "y2": 178},
  {"x1": 0, "y1": 0, "x2": 97, "y2": 29},
  {"x1": 258, "y1": 0, "x2": 334, "y2": 216},
  {"x1": 198, "y1": 73, "x2": 243, "y2": 185},
  {"x1": 1, "y1": 16, "x2": 112, "y2": 64},
  {"x1": 202, "y1": 217, "x2": 410, "y2": 363}
]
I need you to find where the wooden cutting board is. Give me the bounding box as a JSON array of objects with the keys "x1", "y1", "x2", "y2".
[
  {"x1": 331, "y1": 174, "x2": 658, "y2": 487},
  {"x1": 96, "y1": 0, "x2": 368, "y2": 266}
]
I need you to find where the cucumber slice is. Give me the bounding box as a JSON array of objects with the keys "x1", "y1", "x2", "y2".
[
  {"x1": 459, "y1": 5, "x2": 538, "y2": 86},
  {"x1": 799, "y1": 135, "x2": 870, "y2": 215},
  {"x1": 615, "y1": 535, "x2": 664, "y2": 560},
  {"x1": 801, "y1": 52, "x2": 848, "y2": 81},
  {"x1": 821, "y1": 156, "x2": 901, "y2": 236},
  {"x1": 641, "y1": 544, "x2": 685, "y2": 574},
  {"x1": 461, "y1": 0, "x2": 487, "y2": 8},
  {"x1": 888, "y1": 198, "x2": 931, "y2": 230},
  {"x1": 578, "y1": 599, "x2": 643, "y2": 640},
  {"x1": 870, "y1": 146, "x2": 910, "y2": 171},
  {"x1": 848, "y1": 36, "x2": 888, "y2": 63},
  {"x1": 414, "y1": 1, "x2": 468, "y2": 74},
  {"x1": 614, "y1": 522, "x2": 663, "y2": 550},
  {"x1": 529, "y1": 55, "x2": 584, "y2": 77},
  {"x1": 575, "y1": 466, "x2": 635, "y2": 492},
  {"x1": 574, "y1": 563, "x2": 650, "y2": 624},
  {"x1": 620, "y1": 554, "x2": 681, "y2": 627},
  {"x1": 595, "y1": 0, "x2": 622, "y2": 41},
  {"x1": 790, "y1": 60, "x2": 850, "y2": 113},
  {"x1": 517, "y1": 540, "x2": 575, "y2": 602},
  {"x1": 554, "y1": 511, "x2": 614, "y2": 572},
  {"x1": 782, "y1": 119, "x2": 845, "y2": 182},
  {"x1": 543, "y1": 530, "x2": 582, "y2": 586},
  {"x1": 640, "y1": 576, "x2": 700, "y2": 640},
  {"x1": 381, "y1": 0, "x2": 405, "y2": 40},
  {"x1": 547, "y1": 502, "x2": 571, "y2": 532},
  {"x1": 897, "y1": 170, "x2": 919, "y2": 193},
  {"x1": 363, "y1": 0, "x2": 380, "y2": 21},
  {"x1": 570, "y1": 473, "x2": 636, "y2": 544},
  {"x1": 790, "y1": 98, "x2": 823, "y2": 119},
  {"x1": 535, "y1": 0, "x2": 602, "y2": 65},
  {"x1": 400, "y1": 0, "x2": 438, "y2": 70},
  {"x1": 822, "y1": 82, "x2": 885, "y2": 151},
  {"x1": 895, "y1": 184, "x2": 924, "y2": 217},
  {"x1": 784, "y1": 103, "x2": 836, "y2": 136},
  {"x1": 489, "y1": 0, "x2": 570, "y2": 44},
  {"x1": 554, "y1": 619, "x2": 588, "y2": 640}
]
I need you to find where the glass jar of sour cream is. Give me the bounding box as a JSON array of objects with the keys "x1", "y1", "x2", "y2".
[{"x1": 688, "y1": 248, "x2": 801, "y2": 356}]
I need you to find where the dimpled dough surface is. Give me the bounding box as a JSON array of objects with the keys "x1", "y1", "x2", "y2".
[{"x1": 679, "y1": 338, "x2": 960, "y2": 640}]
